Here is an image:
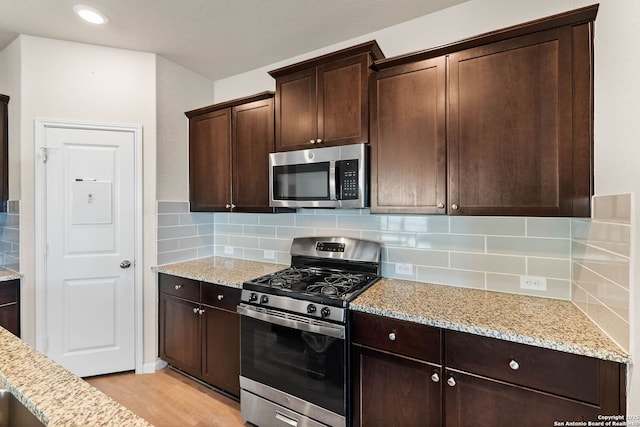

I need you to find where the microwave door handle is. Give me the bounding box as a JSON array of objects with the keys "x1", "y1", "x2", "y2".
[{"x1": 329, "y1": 160, "x2": 337, "y2": 201}]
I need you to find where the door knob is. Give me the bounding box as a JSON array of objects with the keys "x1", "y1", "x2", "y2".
[{"x1": 120, "y1": 260, "x2": 131, "y2": 269}]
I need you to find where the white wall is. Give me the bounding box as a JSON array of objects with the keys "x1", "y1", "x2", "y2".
[
  {"x1": 211, "y1": 0, "x2": 640, "y2": 412},
  {"x1": 13, "y1": 36, "x2": 158, "y2": 369}
]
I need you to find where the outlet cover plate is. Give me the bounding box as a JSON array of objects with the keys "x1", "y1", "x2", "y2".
[{"x1": 520, "y1": 275, "x2": 547, "y2": 291}]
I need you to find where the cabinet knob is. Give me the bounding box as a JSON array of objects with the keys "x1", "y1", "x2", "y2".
[
  {"x1": 217, "y1": 294, "x2": 224, "y2": 301},
  {"x1": 225, "y1": 204, "x2": 231, "y2": 209},
  {"x1": 509, "y1": 359, "x2": 520, "y2": 370},
  {"x1": 447, "y1": 376, "x2": 456, "y2": 387},
  {"x1": 192, "y1": 307, "x2": 198, "y2": 314},
  {"x1": 316, "y1": 138, "x2": 322, "y2": 144},
  {"x1": 451, "y1": 203, "x2": 459, "y2": 210},
  {"x1": 431, "y1": 372, "x2": 440, "y2": 383},
  {"x1": 199, "y1": 309, "x2": 205, "y2": 315},
  {"x1": 231, "y1": 204, "x2": 236, "y2": 209},
  {"x1": 174, "y1": 284, "x2": 182, "y2": 290},
  {"x1": 310, "y1": 139, "x2": 316, "y2": 144},
  {"x1": 437, "y1": 202, "x2": 445, "y2": 209},
  {"x1": 388, "y1": 332, "x2": 396, "y2": 341}
]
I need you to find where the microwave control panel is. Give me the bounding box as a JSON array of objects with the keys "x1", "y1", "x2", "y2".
[{"x1": 336, "y1": 159, "x2": 359, "y2": 200}]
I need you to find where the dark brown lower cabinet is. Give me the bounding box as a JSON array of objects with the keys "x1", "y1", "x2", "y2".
[
  {"x1": 353, "y1": 346, "x2": 442, "y2": 426},
  {"x1": 158, "y1": 273, "x2": 241, "y2": 398},
  {"x1": 444, "y1": 370, "x2": 612, "y2": 427},
  {"x1": 352, "y1": 312, "x2": 626, "y2": 426},
  {"x1": 0, "y1": 279, "x2": 19, "y2": 337}
]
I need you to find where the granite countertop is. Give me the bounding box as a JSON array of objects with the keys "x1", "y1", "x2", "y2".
[
  {"x1": 0, "y1": 327, "x2": 151, "y2": 426},
  {"x1": 351, "y1": 278, "x2": 630, "y2": 364},
  {"x1": 0, "y1": 269, "x2": 22, "y2": 282},
  {"x1": 154, "y1": 256, "x2": 286, "y2": 288}
]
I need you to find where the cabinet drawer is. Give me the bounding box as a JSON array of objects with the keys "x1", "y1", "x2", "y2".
[
  {"x1": 445, "y1": 330, "x2": 602, "y2": 404},
  {"x1": 159, "y1": 274, "x2": 200, "y2": 302},
  {"x1": 351, "y1": 311, "x2": 441, "y2": 363},
  {"x1": 0, "y1": 280, "x2": 18, "y2": 306},
  {"x1": 201, "y1": 282, "x2": 241, "y2": 311}
]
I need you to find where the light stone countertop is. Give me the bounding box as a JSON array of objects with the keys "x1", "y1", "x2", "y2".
[
  {"x1": 0, "y1": 327, "x2": 151, "y2": 426},
  {"x1": 153, "y1": 256, "x2": 286, "y2": 288},
  {"x1": 351, "y1": 278, "x2": 630, "y2": 364},
  {"x1": 0, "y1": 269, "x2": 22, "y2": 282}
]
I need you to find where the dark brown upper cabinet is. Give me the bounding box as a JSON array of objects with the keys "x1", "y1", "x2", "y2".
[
  {"x1": 0, "y1": 95, "x2": 9, "y2": 213},
  {"x1": 370, "y1": 5, "x2": 597, "y2": 217},
  {"x1": 369, "y1": 57, "x2": 447, "y2": 214},
  {"x1": 185, "y1": 92, "x2": 275, "y2": 212},
  {"x1": 269, "y1": 41, "x2": 384, "y2": 151}
]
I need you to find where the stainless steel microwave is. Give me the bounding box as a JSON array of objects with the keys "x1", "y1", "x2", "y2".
[{"x1": 269, "y1": 143, "x2": 368, "y2": 209}]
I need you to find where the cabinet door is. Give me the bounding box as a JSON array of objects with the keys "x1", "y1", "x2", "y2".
[
  {"x1": 189, "y1": 108, "x2": 232, "y2": 211},
  {"x1": 201, "y1": 306, "x2": 240, "y2": 397},
  {"x1": 370, "y1": 57, "x2": 447, "y2": 214},
  {"x1": 316, "y1": 54, "x2": 370, "y2": 148},
  {"x1": 448, "y1": 25, "x2": 592, "y2": 216},
  {"x1": 353, "y1": 346, "x2": 441, "y2": 427},
  {"x1": 158, "y1": 293, "x2": 201, "y2": 378},
  {"x1": 445, "y1": 370, "x2": 605, "y2": 427},
  {"x1": 232, "y1": 98, "x2": 275, "y2": 212},
  {"x1": 0, "y1": 279, "x2": 19, "y2": 337},
  {"x1": 275, "y1": 68, "x2": 317, "y2": 151}
]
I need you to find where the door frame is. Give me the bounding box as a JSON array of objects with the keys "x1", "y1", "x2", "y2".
[{"x1": 34, "y1": 118, "x2": 144, "y2": 374}]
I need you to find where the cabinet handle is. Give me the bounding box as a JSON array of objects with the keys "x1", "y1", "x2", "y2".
[
  {"x1": 217, "y1": 294, "x2": 224, "y2": 301},
  {"x1": 388, "y1": 332, "x2": 396, "y2": 341},
  {"x1": 192, "y1": 307, "x2": 198, "y2": 314},
  {"x1": 431, "y1": 372, "x2": 440, "y2": 383},
  {"x1": 447, "y1": 376, "x2": 456, "y2": 387},
  {"x1": 174, "y1": 284, "x2": 182, "y2": 290},
  {"x1": 451, "y1": 204, "x2": 459, "y2": 210},
  {"x1": 437, "y1": 202, "x2": 445, "y2": 209},
  {"x1": 509, "y1": 359, "x2": 520, "y2": 370}
]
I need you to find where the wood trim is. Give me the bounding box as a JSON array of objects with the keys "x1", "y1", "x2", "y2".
[
  {"x1": 268, "y1": 40, "x2": 385, "y2": 77},
  {"x1": 185, "y1": 91, "x2": 274, "y2": 118},
  {"x1": 373, "y1": 4, "x2": 599, "y2": 71}
]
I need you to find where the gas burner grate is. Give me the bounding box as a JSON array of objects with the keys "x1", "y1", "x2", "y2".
[
  {"x1": 267, "y1": 268, "x2": 312, "y2": 289},
  {"x1": 305, "y1": 273, "x2": 366, "y2": 297}
]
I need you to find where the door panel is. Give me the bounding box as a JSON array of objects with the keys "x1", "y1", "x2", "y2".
[{"x1": 43, "y1": 124, "x2": 136, "y2": 377}]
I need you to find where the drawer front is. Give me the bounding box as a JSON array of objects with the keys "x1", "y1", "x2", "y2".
[
  {"x1": 159, "y1": 273, "x2": 200, "y2": 302},
  {"x1": 0, "y1": 280, "x2": 18, "y2": 306},
  {"x1": 445, "y1": 330, "x2": 600, "y2": 403},
  {"x1": 201, "y1": 282, "x2": 241, "y2": 311},
  {"x1": 351, "y1": 311, "x2": 441, "y2": 363}
]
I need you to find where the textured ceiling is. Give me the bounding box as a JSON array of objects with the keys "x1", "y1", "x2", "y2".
[{"x1": 0, "y1": 0, "x2": 468, "y2": 80}]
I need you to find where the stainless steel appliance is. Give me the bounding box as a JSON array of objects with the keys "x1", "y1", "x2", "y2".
[
  {"x1": 269, "y1": 144, "x2": 368, "y2": 209},
  {"x1": 238, "y1": 237, "x2": 381, "y2": 427}
]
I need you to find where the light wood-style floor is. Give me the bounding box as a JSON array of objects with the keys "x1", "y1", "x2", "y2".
[{"x1": 86, "y1": 368, "x2": 246, "y2": 427}]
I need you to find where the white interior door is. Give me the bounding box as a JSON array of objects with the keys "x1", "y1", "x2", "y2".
[{"x1": 38, "y1": 122, "x2": 137, "y2": 377}]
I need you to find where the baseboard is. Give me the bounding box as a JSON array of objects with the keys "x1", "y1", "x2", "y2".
[{"x1": 140, "y1": 358, "x2": 168, "y2": 374}]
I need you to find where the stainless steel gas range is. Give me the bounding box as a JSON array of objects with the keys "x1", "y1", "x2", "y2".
[{"x1": 237, "y1": 236, "x2": 382, "y2": 427}]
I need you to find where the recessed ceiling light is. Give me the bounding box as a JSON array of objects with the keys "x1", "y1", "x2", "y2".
[{"x1": 73, "y1": 4, "x2": 109, "y2": 25}]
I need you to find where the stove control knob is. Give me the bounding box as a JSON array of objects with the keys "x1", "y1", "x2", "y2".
[
  {"x1": 260, "y1": 295, "x2": 269, "y2": 304},
  {"x1": 307, "y1": 304, "x2": 317, "y2": 314},
  {"x1": 320, "y1": 307, "x2": 331, "y2": 318},
  {"x1": 249, "y1": 293, "x2": 258, "y2": 302}
]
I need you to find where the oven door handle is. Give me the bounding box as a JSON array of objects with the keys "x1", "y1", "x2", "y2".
[{"x1": 237, "y1": 304, "x2": 345, "y2": 339}]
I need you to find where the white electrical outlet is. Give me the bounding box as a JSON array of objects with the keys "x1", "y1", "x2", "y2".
[
  {"x1": 224, "y1": 245, "x2": 234, "y2": 255},
  {"x1": 264, "y1": 250, "x2": 275, "y2": 260},
  {"x1": 520, "y1": 275, "x2": 547, "y2": 291},
  {"x1": 395, "y1": 263, "x2": 413, "y2": 276}
]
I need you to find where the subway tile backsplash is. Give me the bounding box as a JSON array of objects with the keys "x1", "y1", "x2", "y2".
[
  {"x1": 0, "y1": 200, "x2": 20, "y2": 272},
  {"x1": 572, "y1": 194, "x2": 631, "y2": 352},
  {"x1": 157, "y1": 204, "x2": 576, "y2": 299}
]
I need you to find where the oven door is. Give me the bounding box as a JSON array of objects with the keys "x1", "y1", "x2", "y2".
[{"x1": 238, "y1": 304, "x2": 346, "y2": 421}]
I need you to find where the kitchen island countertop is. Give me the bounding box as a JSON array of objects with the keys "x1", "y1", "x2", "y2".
[
  {"x1": 351, "y1": 278, "x2": 629, "y2": 364},
  {"x1": 0, "y1": 327, "x2": 151, "y2": 426}
]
